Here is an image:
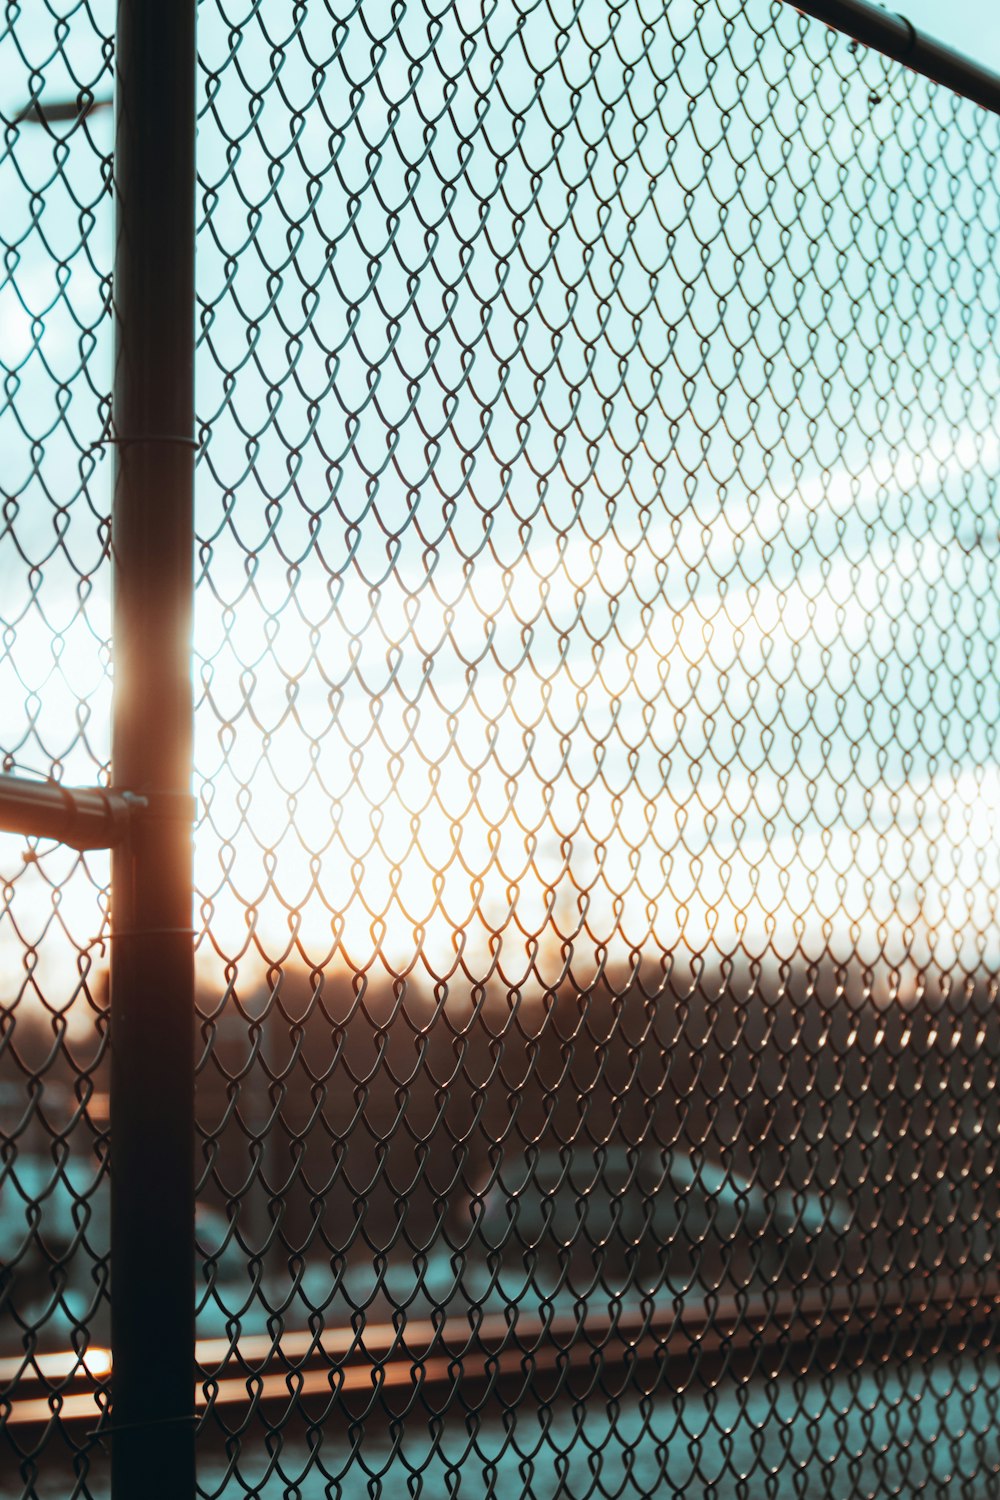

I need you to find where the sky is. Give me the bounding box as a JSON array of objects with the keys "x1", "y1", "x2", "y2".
[{"x1": 902, "y1": 0, "x2": 1000, "y2": 62}]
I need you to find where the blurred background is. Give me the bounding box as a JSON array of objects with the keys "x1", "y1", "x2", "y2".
[{"x1": 3, "y1": 0, "x2": 1000, "y2": 1495}]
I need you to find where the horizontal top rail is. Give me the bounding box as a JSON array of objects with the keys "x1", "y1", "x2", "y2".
[
  {"x1": 0, "y1": 774, "x2": 144, "y2": 851},
  {"x1": 788, "y1": 0, "x2": 1000, "y2": 115}
]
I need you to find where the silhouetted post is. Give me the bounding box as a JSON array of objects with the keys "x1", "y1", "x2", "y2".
[{"x1": 110, "y1": 2, "x2": 197, "y2": 1495}]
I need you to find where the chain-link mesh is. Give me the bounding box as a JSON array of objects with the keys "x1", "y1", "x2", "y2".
[
  {"x1": 5, "y1": 0, "x2": 1000, "y2": 1495},
  {"x1": 191, "y1": 0, "x2": 1000, "y2": 1494},
  {"x1": 0, "y1": 1, "x2": 115, "y2": 1494}
]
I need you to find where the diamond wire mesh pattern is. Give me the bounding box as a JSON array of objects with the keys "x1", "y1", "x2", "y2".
[
  {"x1": 0, "y1": 0, "x2": 115, "y2": 1494},
  {"x1": 4, "y1": 0, "x2": 1000, "y2": 1495},
  {"x1": 191, "y1": 0, "x2": 1000, "y2": 1493}
]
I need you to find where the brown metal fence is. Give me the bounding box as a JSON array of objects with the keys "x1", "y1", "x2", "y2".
[{"x1": 3, "y1": 0, "x2": 1000, "y2": 1495}]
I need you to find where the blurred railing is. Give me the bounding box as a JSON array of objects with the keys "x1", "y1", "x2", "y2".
[{"x1": 8, "y1": 1272, "x2": 1000, "y2": 1433}]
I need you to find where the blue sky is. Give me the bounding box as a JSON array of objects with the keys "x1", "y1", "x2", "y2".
[{"x1": 897, "y1": 0, "x2": 1000, "y2": 63}]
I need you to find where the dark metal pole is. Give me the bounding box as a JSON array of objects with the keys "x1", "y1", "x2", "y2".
[
  {"x1": 110, "y1": 1, "x2": 197, "y2": 1495},
  {"x1": 788, "y1": 0, "x2": 1000, "y2": 116}
]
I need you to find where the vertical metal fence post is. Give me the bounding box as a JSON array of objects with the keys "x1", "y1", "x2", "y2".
[{"x1": 110, "y1": 2, "x2": 197, "y2": 1495}]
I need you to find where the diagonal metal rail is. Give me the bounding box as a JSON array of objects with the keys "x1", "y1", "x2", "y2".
[{"x1": 788, "y1": 0, "x2": 1000, "y2": 114}]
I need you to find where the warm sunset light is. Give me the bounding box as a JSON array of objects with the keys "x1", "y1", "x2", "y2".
[{"x1": 3, "y1": 0, "x2": 1000, "y2": 1497}]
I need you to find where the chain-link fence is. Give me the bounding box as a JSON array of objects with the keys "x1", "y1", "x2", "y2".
[
  {"x1": 0, "y1": 2, "x2": 116, "y2": 1493},
  {"x1": 4, "y1": 0, "x2": 1000, "y2": 1495}
]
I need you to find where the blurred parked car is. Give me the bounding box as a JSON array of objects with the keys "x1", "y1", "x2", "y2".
[
  {"x1": 0, "y1": 1154, "x2": 244, "y2": 1346},
  {"x1": 273, "y1": 1146, "x2": 852, "y2": 1324},
  {"x1": 467, "y1": 1147, "x2": 851, "y2": 1301},
  {"x1": 1, "y1": 1145, "x2": 853, "y2": 1352}
]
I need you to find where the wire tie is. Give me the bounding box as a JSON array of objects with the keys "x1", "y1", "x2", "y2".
[
  {"x1": 98, "y1": 434, "x2": 201, "y2": 449},
  {"x1": 86, "y1": 1412, "x2": 198, "y2": 1439},
  {"x1": 111, "y1": 927, "x2": 196, "y2": 939}
]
